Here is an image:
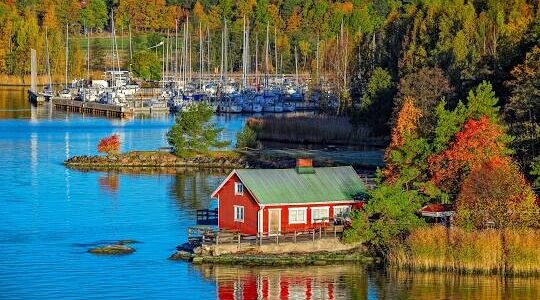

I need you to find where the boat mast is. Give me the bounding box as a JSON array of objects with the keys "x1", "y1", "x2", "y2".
[
  {"x1": 87, "y1": 25, "x2": 90, "y2": 83},
  {"x1": 129, "y1": 23, "x2": 132, "y2": 69},
  {"x1": 65, "y1": 23, "x2": 69, "y2": 88},
  {"x1": 188, "y1": 16, "x2": 192, "y2": 83},
  {"x1": 206, "y1": 26, "x2": 210, "y2": 80},
  {"x1": 274, "y1": 27, "x2": 277, "y2": 82},
  {"x1": 45, "y1": 27, "x2": 52, "y2": 90},
  {"x1": 224, "y1": 20, "x2": 228, "y2": 83},
  {"x1": 295, "y1": 45, "x2": 299, "y2": 86},
  {"x1": 199, "y1": 21, "x2": 203, "y2": 89},
  {"x1": 175, "y1": 19, "x2": 178, "y2": 79},
  {"x1": 264, "y1": 22, "x2": 269, "y2": 89},
  {"x1": 242, "y1": 16, "x2": 246, "y2": 90},
  {"x1": 255, "y1": 36, "x2": 258, "y2": 90},
  {"x1": 316, "y1": 33, "x2": 319, "y2": 86}
]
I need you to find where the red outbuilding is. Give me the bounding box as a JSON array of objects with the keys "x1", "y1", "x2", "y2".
[{"x1": 211, "y1": 159, "x2": 366, "y2": 236}]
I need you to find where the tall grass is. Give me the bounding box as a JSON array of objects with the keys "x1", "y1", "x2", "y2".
[
  {"x1": 388, "y1": 226, "x2": 540, "y2": 275},
  {"x1": 247, "y1": 114, "x2": 385, "y2": 146}
]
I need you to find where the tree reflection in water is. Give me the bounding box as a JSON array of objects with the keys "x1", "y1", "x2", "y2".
[
  {"x1": 168, "y1": 168, "x2": 228, "y2": 213},
  {"x1": 98, "y1": 172, "x2": 119, "y2": 193}
]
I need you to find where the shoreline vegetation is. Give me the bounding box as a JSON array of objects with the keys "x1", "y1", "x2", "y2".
[{"x1": 388, "y1": 226, "x2": 540, "y2": 276}]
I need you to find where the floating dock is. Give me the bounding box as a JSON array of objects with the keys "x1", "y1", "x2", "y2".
[{"x1": 52, "y1": 98, "x2": 129, "y2": 117}]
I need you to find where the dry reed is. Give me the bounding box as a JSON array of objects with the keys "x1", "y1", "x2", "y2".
[
  {"x1": 389, "y1": 226, "x2": 540, "y2": 275},
  {"x1": 247, "y1": 114, "x2": 381, "y2": 146}
]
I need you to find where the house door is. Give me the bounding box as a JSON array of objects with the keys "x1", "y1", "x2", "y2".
[{"x1": 268, "y1": 209, "x2": 281, "y2": 235}]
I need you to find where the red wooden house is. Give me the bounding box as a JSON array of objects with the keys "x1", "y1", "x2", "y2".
[{"x1": 211, "y1": 159, "x2": 366, "y2": 236}]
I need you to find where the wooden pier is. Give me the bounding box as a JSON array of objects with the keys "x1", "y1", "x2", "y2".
[{"x1": 52, "y1": 98, "x2": 131, "y2": 118}]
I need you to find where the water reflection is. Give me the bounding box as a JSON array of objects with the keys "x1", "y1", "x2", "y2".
[
  {"x1": 195, "y1": 264, "x2": 366, "y2": 300},
  {"x1": 373, "y1": 270, "x2": 540, "y2": 300},
  {"x1": 169, "y1": 168, "x2": 226, "y2": 212},
  {"x1": 98, "y1": 173, "x2": 119, "y2": 193},
  {"x1": 194, "y1": 264, "x2": 540, "y2": 300}
]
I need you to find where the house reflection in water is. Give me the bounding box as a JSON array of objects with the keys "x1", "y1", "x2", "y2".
[{"x1": 195, "y1": 264, "x2": 366, "y2": 300}]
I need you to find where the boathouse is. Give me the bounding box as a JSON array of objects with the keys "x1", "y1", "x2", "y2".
[{"x1": 210, "y1": 159, "x2": 366, "y2": 236}]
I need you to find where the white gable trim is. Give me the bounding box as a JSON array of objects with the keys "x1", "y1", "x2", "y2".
[{"x1": 210, "y1": 169, "x2": 262, "y2": 206}]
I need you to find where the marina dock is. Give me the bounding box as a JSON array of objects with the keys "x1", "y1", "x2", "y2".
[{"x1": 51, "y1": 98, "x2": 169, "y2": 118}]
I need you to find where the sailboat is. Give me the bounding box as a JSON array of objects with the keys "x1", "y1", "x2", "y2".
[
  {"x1": 58, "y1": 24, "x2": 72, "y2": 99},
  {"x1": 42, "y1": 27, "x2": 53, "y2": 99}
]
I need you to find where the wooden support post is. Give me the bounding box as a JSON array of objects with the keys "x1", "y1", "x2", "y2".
[
  {"x1": 237, "y1": 233, "x2": 240, "y2": 246},
  {"x1": 294, "y1": 231, "x2": 296, "y2": 243},
  {"x1": 334, "y1": 226, "x2": 336, "y2": 238},
  {"x1": 319, "y1": 228, "x2": 322, "y2": 239},
  {"x1": 312, "y1": 230, "x2": 315, "y2": 242},
  {"x1": 216, "y1": 234, "x2": 219, "y2": 245}
]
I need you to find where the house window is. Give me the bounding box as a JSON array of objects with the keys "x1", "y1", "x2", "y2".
[
  {"x1": 334, "y1": 206, "x2": 351, "y2": 218},
  {"x1": 311, "y1": 207, "x2": 330, "y2": 223},
  {"x1": 234, "y1": 205, "x2": 244, "y2": 222},
  {"x1": 288, "y1": 207, "x2": 307, "y2": 224},
  {"x1": 234, "y1": 182, "x2": 244, "y2": 195}
]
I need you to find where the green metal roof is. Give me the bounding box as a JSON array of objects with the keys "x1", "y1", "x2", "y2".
[{"x1": 235, "y1": 166, "x2": 366, "y2": 205}]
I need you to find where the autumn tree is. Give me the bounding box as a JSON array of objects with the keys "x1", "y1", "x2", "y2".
[
  {"x1": 394, "y1": 67, "x2": 453, "y2": 137},
  {"x1": 383, "y1": 97, "x2": 425, "y2": 183},
  {"x1": 455, "y1": 157, "x2": 539, "y2": 229},
  {"x1": 97, "y1": 135, "x2": 121, "y2": 156},
  {"x1": 429, "y1": 116, "x2": 510, "y2": 194}
]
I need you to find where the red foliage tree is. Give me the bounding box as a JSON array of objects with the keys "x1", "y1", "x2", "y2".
[
  {"x1": 97, "y1": 135, "x2": 120, "y2": 156},
  {"x1": 455, "y1": 157, "x2": 539, "y2": 229},
  {"x1": 428, "y1": 116, "x2": 507, "y2": 192}
]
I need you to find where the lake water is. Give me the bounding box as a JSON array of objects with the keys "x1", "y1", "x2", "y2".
[{"x1": 1, "y1": 87, "x2": 539, "y2": 299}]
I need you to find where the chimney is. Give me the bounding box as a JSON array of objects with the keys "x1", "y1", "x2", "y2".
[
  {"x1": 296, "y1": 158, "x2": 313, "y2": 168},
  {"x1": 296, "y1": 158, "x2": 315, "y2": 174}
]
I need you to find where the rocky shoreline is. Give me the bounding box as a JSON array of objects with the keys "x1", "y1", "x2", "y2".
[
  {"x1": 169, "y1": 238, "x2": 373, "y2": 266},
  {"x1": 64, "y1": 151, "x2": 249, "y2": 169},
  {"x1": 170, "y1": 249, "x2": 373, "y2": 266},
  {"x1": 63, "y1": 150, "x2": 350, "y2": 171}
]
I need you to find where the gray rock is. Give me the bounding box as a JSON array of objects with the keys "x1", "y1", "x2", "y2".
[{"x1": 88, "y1": 244, "x2": 135, "y2": 255}]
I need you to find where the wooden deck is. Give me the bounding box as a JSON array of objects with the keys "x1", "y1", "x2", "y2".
[{"x1": 188, "y1": 219, "x2": 346, "y2": 246}]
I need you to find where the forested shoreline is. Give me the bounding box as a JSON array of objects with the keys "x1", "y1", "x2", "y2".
[{"x1": 0, "y1": 0, "x2": 540, "y2": 213}]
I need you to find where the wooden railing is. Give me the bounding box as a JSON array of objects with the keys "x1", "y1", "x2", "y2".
[{"x1": 187, "y1": 222, "x2": 346, "y2": 247}]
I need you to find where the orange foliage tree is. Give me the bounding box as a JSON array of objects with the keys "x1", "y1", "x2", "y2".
[
  {"x1": 97, "y1": 134, "x2": 120, "y2": 156},
  {"x1": 382, "y1": 97, "x2": 423, "y2": 182},
  {"x1": 428, "y1": 116, "x2": 508, "y2": 193},
  {"x1": 455, "y1": 157, "x2": 539, "y2": 229}
]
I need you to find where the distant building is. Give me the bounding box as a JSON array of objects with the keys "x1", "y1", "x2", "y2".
[{"x1": 211, "y1": 159, "x2": 366, "y2": 236}]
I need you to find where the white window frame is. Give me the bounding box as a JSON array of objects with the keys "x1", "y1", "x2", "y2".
[
  {"x1": 234, "y1": 205, "x2": 244, "y2": 222},
  {"x1": 311, "y1": 206, "x2": 330, "y2": 223},
  {"x1": 234, "y1": 182, "x2": 244, "y2": 196},
  {"x1": 333, "y1": 205, "x2": 352, "y2": 218},
  {"x1": 288, "y1": 207, "x2": 307, "y2": 224}
]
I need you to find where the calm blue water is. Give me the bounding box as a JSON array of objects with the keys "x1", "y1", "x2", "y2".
[{"x1": 1, "y1": 90, "x2": 539, "y2": 300}]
